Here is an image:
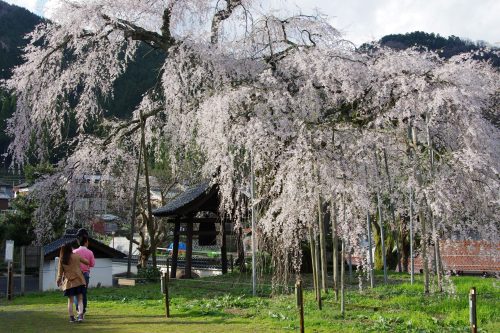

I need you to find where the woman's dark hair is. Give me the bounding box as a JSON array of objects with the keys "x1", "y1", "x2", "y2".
[
  {"x1": 71, "y1": 240, "x2": 80, "y2": 249},
  {"x1": 77, "y1": 228, "x2": 89, "y2": 246},
  {"x1": 79, "y1": 235, "x2": 89, "y2": 246},
  {"x1": 77, "y1": 228, "x2": 88, "y2": 237},
  {"x1": 59, "y1": 243, "x2": 73, "y2": 265}
]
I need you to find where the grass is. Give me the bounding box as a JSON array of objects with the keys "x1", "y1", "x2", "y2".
[{"x1": 0, "y1": 271, "x2": 498, "y2": 332}]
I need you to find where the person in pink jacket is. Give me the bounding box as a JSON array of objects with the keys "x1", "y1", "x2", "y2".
[{"x1": 73, "y1": 229, "x2": 95, "y2": 317}]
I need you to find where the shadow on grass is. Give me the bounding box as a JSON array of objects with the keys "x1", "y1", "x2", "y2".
[{"x1": 1, "y1": 306, "x2": 249, "y2": 332}]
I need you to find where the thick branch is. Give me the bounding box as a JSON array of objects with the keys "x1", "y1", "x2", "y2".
[
  {"x1": 211, "y1": 0, "x2": 243, "y2": 44},
  {"x1": 161, "y1": 2, "x2": 175, "y2": 42},
  {"x1": 101, "y1": 14, "x2": 175, "y2": 51},
  {"x1": 103, "y1": 106, "x2": 163, "y2": 145}
]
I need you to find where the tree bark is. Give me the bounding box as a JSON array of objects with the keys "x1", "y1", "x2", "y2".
[
  {"x1": 419, "y1": 209, "x2": 430, "y2": 294},
  {"x1": 374, "y1": 151, "x2": 388, "y2": 283},
  {"x1": 127, "y1": 148, "x2": 142, "y2": 277},
  {"x1": 140, "y1": 111, "x2": 156, "y2": 268},
  {"x1": 383, "y1": 148, "x2": 402, "y2": 272}
]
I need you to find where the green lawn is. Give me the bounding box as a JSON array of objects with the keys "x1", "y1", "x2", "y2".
[{"x1": 0, "y1": 272, "x2": 498, "y2": 332}]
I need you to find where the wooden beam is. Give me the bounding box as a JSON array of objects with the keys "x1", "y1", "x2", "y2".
[
  {"x1": 164, "y1": 217, "x2": 220, "y2": 224},
  {"x1": 178, "y1": 230, "x2": 225, "y2": 236}
]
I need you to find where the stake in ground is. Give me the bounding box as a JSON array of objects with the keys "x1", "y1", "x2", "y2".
[{"x1": 1, "y1": 272, "x2": 498, "y2": 332}]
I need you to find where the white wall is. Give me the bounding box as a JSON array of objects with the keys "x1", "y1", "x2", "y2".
[
  {"x1": 42, "y1": 258, "x2": 114, "y2": 291},
  {"x1": 89, "y1": 258, "x2": 113, "y2": 287},
  {"x1": 42, "y1": 259, "x2": 59, "y2": 291}
]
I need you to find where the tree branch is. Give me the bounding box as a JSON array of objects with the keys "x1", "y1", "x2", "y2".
[
  {"x1": 211, "y1": 0, "x2": 243, "y2": 44},
  {"x1": 101, "y1": 14, "x2": 175, "y2": 51}
]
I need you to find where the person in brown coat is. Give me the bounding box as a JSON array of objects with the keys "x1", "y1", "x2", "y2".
[{"x1": 56, "y1": 242, "x2": 89, "y2": 323}]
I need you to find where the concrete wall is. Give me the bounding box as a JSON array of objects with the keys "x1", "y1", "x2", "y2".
[
  {"x1": 42, "y1": 259, "x2": 59, "y2": 291},
  {"x1": 42, "y1": 258, "x2": 113, "y2": 291},
  {"x1": 89, "y1": 258, "x2": 113, "y2": 287}
]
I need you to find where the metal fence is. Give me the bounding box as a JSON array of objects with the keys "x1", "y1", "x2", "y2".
[{"x1": 0, "y1": 245, "x2": 43, "y2": 298}]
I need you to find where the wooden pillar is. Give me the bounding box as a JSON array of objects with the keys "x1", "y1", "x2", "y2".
[
  {"x1": 469, "y1": 287, "x2": 477, "y2": 333},
  {"x1": 308, "y1": 229, "x2": 318, "y2": 299},
  {"x1": 163, "y1": 272, "x2": 170, "y2": 318},
  {"x1": 21, "y1": 246, "x2": 26, "y2": 296},
  {"x1": 185, "y1": 221, "x2": 193, "y2": 278},
  {"x1": 340, "y1": 239, "x2": 345, "y2": 316},
  {"x1": 221, "y1": 220, "x2": 228, "y2": 274},
  {"x1": 171, "y1": 221, "x2": 180, "y2": 279},
  {"x1": 7, "y1": 261, "x2": 13, "y2": 300},
  {"x1": 332, "y1": 201, "x2": 339, "y2": 301},
  {"x1": 296, "y1": 280, "x2": 305, "y2": 333},
  {"x1": 38, "y1": 246, "x2": 44, "y2": 292},
  {"x1": 317, "y1": 195, "x2": 328, "y2": 293}
]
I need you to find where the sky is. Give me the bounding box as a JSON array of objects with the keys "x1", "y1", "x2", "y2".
[{"x1": 5, "y1": 0, "x2": 500, "y2": 46}]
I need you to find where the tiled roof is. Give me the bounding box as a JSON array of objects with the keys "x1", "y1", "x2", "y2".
[
  {"x1": 43, "y1": 233, "x2": 77, "y2": 256},
  {"x1": 43, "y1": 229, "x2": 126, "y2": 259},
  {"x1": 414, "y1": 240, "x2": 499, "y2": 272},
  {"x1": 152, "y1": 180, "x2": 213, "y2": 216}
]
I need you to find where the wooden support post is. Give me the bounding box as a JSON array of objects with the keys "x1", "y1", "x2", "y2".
[
  {"x1": 163, "y1": 273, "x2": 170, "y2": 318},
  {"x1": 377, "y1": 190, "x2": 388, "y2": 284},
  {"x1": 409, "y1": 187, "x2": 414, "y2": 285},
  {"x1": 21, "y1": 246, "x2": 26, "y2": 296},
  {"x1": 296, "y1": 280, "x2": 305, "y2": 333},
  {"x1": 331, "y1": 201, "x2": 339, "y2": 301},
  {"x1": 431, "y1": 214, "x2": 443, "y2": 292},
  {"x1": 469, "y1": 287, "x2": 477, "y2": 333},
  {"x1": 7, "y1": 261, "x2": 13, "y2": 300},
  {"x1": 221, "y1": 221, "x2": 228, "y2": 274},
  {"x1": 127, "y1": 147, "x2": 141, "y2": 278},
  {"x1": 171, "y1": 221, "x2": 180, "y2": 279},
  {"x1": 341, "y1": 239, "x2": 345, "y2": 317},
  {"x1": 366, "y1": 211, "x2": 375, "y2": 288},
  {"x1": 348, "y1": 242, "x2": 353, "y2": 285},
  {"x1": 317, "y1": 195, "x2": 328, "y2": 293},
  {"x1": 419, "y1": 209, "x2": 430, "y2": 294},
  {"x1": 185, "y1": 221, "x2": 193, "y2": 278},
  {"x1": 315, "y1": 236, "x2": 322, "y2": 310},
  {"x1": 308, "y1": 229, "x2": 317, "y2": 300},
  {"x1": 363, "y1": 164, "x2": 375, "y2": 288},
  {"x1": 38, "y1": 247, "x2": 44, "y2": 292}
]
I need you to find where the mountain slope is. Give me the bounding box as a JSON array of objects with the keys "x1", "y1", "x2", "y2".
[{"x1": 0, "y1": 0, "x2": 42, "y2": 80}]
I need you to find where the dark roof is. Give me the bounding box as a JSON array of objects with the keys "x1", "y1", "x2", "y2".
[
  {"x1": 43, "y1": 229, "x2": 126, "y2": 260},
  {"x1": 152, "y1": 180, "x2": 218, "y2": 217}
]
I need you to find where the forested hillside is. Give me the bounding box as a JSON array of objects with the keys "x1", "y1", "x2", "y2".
[
  {"x1": 0, "y1": 1, "x2": 42, "y2": 80},
  {"x1": 0, "y1": 1, "x2": 42, "y2": 161},
  {"x1": 379, "y1": 31, "x2": 499, "y2": 66},
  {"x1": 0, "y1": 0, "x2": 164, "y2": 166}
]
